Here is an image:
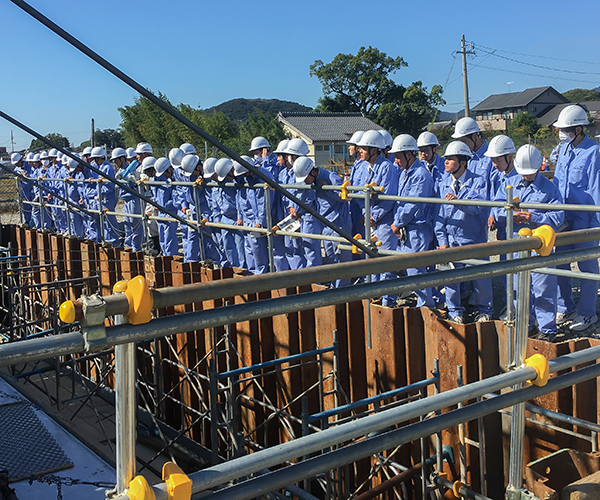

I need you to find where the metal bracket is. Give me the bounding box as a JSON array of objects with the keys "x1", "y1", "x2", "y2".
[{"x1": 80, "y1": 294, "x2": 107, "y2": 352}]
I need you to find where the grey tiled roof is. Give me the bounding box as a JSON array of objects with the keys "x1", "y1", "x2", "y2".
[
  {"x1": 537, "y1": 102, "x2": 599, "y2": 126},
  {"x1": 472, "y1": 86, "x2": 568, "y2": 112},
  {"x1": 277, "y1": 112, "x2": 382, "y2": 142}
]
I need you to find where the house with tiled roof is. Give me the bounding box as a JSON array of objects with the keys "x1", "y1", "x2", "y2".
[
  {"x1": 276, "y1": 112, "x2": 382, "y2": 167},
  {"x1": 472, "y1": 86, "x2": 570, "y2": 132}
]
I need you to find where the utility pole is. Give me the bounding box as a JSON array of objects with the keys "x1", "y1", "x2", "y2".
[
  {"x1": 456, "y1": 35, "x2": 475, "y2": 118},
  {"x1": 91, "y1": 118, "x2": 95, "y2": 148},
  {"x1": 10, "y1": 131, "x2": 15, "y2": 153}
]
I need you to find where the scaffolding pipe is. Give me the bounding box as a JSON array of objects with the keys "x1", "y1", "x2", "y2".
[
  {"x1": 8, "y1": 0, "x2": 375, "y2": 257},
  {"x1": 145, "y1": 361, "x2": 600, "y2": 500}
]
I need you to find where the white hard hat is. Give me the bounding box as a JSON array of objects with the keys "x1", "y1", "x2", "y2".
[
  {"x1": 234, "y1": 155, "x2": 252, "y2": 176},
  {"x1": 57, "y1": 151, "x2": 63, "y2": 160},
  {"x1": 67, "y1": 157, "x2": 79, "y2": 171},
  {"x1": 26, "y1": 153, "x2": 35, "y2": 162},
  {"x1": 346, "y1": 131, "x2": 365, "y2": 145},
  {"x1": 274, "y1": 139, "x2": 290, "y2": 154},
  {"x1": 484, "y1": 135, "x2": 516, "y2": 158},
  {"x1": 40, "y1": 151, "x2": 49, "y2": 160},
  {"x1": 62, "y1": 154, "x2": 69, "y2": 165},
  {"x1": 179, "y1": 143, "x2": 197, "y2": 155},
  {"x1": 33, "y1": 154, "x2": 41, "y2": 162},
  {"x1": 250, "y1": 136, "x2": 270, "y2": 152},
  {"x1": 285, "y1": 138, "x2": 310, "y2": 156},
  {"x1": 181, "y1": 155, "x2": 200, "y2": 177},
  {"x1": 48, "y1": 148, "x2": 58, "y2": 158},
  {"x1": 378, "y1": 130, "x2": 393, "y2": 148},
  {"x1": 10, "y1": 153, "x2": 22, "y2": 165},
  {"x1": 553, "y1": 104, "x2": 589, "y2": 128},
  {"x1": 417, "y1": 131, "x2": 440, "y2": 147},
  {"x1": 294, "y1": 156, "x2": 315, "y2": 182},
  {"x1": 203, "y1": 157, "x2": 218, "y2": 178},
  {"x1": 514, "y1": 145, "x2": 542, "y2": 175},
  {"x1": 451, "y1": 117, "x2": 481, "y2": 139},
  {"x1": 91, "y1": 146, "x2": 106, "y2": 158},
  {"x1": 215, "y1": 158, "x2": 234, "y2": 182},
  {"x1": 126, "y1": 147, "x2": 137, "y2": 159},
  {"x1": 110, "y1": 147, "x2": 127, "y2": 160},
  {"x1": 389, "y1": 134, "x2": 418, "y2": 154},
  {"x1": 82, "y1": 146, "x2": 93, "y2": 156},
  {"x1": 154, "y1": 157, "x2": 171, "y2": 176},
  {"x1": 169, "y1": 148, "x2": 185, "y2": 167},
  {"x1": 141, "y1": 156, "x2": 157, "y2": 172},
  {"x1": 443, "y1": 141, "x2": 473, "y2": 158},
  {"x1": 135, "y1": 142, "x2": 153, "y2": 154},
  {"x1": 356, "y1": 130, "x2": 385, "y2": 150}
]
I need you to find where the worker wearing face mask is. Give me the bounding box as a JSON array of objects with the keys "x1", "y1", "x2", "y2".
[
  {"x1": 552, "y1": 105, "x2": 600, "y2": 332},
  {"x1": 249, "y1": 136, "x2": 280, "y2": 178}
]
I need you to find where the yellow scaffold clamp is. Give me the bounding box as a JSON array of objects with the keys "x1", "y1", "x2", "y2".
[
  {"x1": 121, "y1": 276, "x2": 154, "y2": 325},
  {"x1": 351, "y1": 233, "x2": 363, "y2": 254},
  {"x1": 340, "y1": 180, "x2": 350, "y2": 200},
  {"x1": 162, "y1": 462, "x2": 192, "y2": 500},
  {"x1": 128, "y1": 475, "x2": 156, "y2": 500},
  {"x1": 525, "y1": 353, "x2": 549, "y2": 387},
  {"x1": 532, "y1": 225, "x2": 556, "y2": 257},
  {"x1": 365, "y1": 181, "x2": 383, "y2": 192}
]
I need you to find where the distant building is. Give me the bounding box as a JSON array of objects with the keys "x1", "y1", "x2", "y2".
[
  {"x1": 472, "y1": 86, "x2": 570, "y2": 132},
  {"x1": 276, "y1": 112, "x2": 382, "y2": 167},
  {"x1": 538, "y1": 101, "x2": 600, "y2": 137}
]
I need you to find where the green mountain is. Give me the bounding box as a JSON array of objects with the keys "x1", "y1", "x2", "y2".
[{"x1": 206, "y1": 98, "x2": 312, "y2": 122}]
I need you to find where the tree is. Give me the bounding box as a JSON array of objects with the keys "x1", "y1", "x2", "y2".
[
  {"x1": 80, "y1": 128, "x2": 126, "y2": 149},
  {"x1": 30, "y1": 133, "x2": 70, "y2": 150},
  {"x1": 508, "y1": 112, "x2": 540, "y2": 143},
  {"x1": 310, "y1": 47, "x2": 445, "y2": 136},
  {"x1": 310, "y1": 46, "x2": 407, "y2": 115},
  {"x1": 562, "y1": 88, "x2": 600, "y2": 103}
]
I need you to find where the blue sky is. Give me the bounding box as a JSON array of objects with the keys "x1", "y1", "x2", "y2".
[{"x1": 2, "y1": 0, "x2": 600, "y2": 151}]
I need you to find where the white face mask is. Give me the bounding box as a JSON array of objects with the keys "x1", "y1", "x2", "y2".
[
  {"x1": 254, "y1": 154, "x2": 262, "y2": 161},
  {"x1": 42, "y1": 160, "x2": 49, "y2": 167},
  {"x1": 559, "y1": 130, "x2": 572, "y2": 144}
]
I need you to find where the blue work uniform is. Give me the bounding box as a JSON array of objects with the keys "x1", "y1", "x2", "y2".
[
  {"x1": 280, "y1": 165, "x2": 306, "y2": 270},
  {"x1": 393, "y1": 159, "x2": 434, "y2": 307},
  {"x1": 214, "y1": 180, "x2": 242, "y2": 268},
  {"x1": 16, "y1": 162, "x2": 34, "y2": 226},
  {"x1": 82, "y1": 168, "x2": 101, "y2": 242},
  {"x1": 349, "y1": 158, "x2": 368, "y2": 239},
  {"x1": 553, "y1": 135, "x2": 600, "y2": 318},
  {"x1": 363, "y1": 155, "x2": 399, "y2": 307},
  {"x1": 95, "y1": 160, "x2": 119, "y2": 246},
  {"x1": 434, "y1": 169, "x2": 493, "y2": 319},
  {"x1": 32, "y1": 165, "x2": 52, "y2": 230},
  {"x1": 495, "y1": 173, "x2": 564, "y2": 334},
  {"x1": 313, "y1": 168, "x2": 352, "y2": 287},
  {"x1": 290, "y1": 175, "x2": 323, "y2": 269},
  {"x1": 53, "y1": 164, "x2": 69, "y2": 233},
  {"x1": 152, "y1": 174, "x2": 179, "y2": 256},
  {"x1": 67, "y1": 170, "x2": 85, "y2": 238},
  {"x1": 119, "y1": 163, "x2": 144, "y2": 251},
  {"x1": 468, "y1": 141, "x2": 501, "y2": 209}
]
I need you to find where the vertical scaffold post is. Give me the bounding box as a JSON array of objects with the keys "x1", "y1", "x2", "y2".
[
  {"x1": 506, "y1": 239, "x2": 532, "y2": 500},
  {"x1": 505, "y1": 185, "x2": 515, "y2": 366},
  {"x1": 113, "y1": 285, "x2": 137, "y2": 495},
  {"x1": 64, "y1": 179, "x2": 72, "y2": 237},
  {"x1": 264, "y1": 185, "x2": 275, "y2": 273},
  {"x1": 364, "y1": 185, "x2": 372, "y2": 349}
]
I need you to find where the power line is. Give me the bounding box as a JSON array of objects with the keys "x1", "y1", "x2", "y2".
[
  {"x1": 475, "y1": 44, "x2": 600, "y2": 67},
  {"x1": 474, "y1": 43, "x2": 600, "y2": 76},
  {"x1": 475, "y1": 64, "x2": 600, "y2": 85}
]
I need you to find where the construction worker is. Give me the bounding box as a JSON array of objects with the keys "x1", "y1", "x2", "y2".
[
  {"x1": 135, "y1": 143, "x2": 154, "y2": 176},
  {"x1": 356, "y1": 130, "x2": 399, "y2": 307},
  {"x1": 293, "y1": 156, "x2": 351, "y2": 287},
  {"x1": 379, "y1": 130, "x2": 394, "y2": 161},
  {"x1": 214, "y1": 158, "x2": 242, "y2": 268},
  {"x1": 347, "y1": 130, "x2": 367, "y2": 240},
  {"x1": 82, "y1": 146, "x2": 93, "y2": 165},
  {"x1": 451, "y1": 117, "x2": 501, "y2": 204},
  {"x1": 201, "y1": 157, "x2": 228, "y2": 266},
  {"x1": 250, "y1": 136, "x2": 279, "y2": 178},
  {"x1": 11, "y1": 153, "x2": 34, "y2": 226},
  {"x1": 90, "y1": 147, "x2": 119, "y2": 246},
  {"x1": 113, "y1": 147, "x2": 143, "y2": 251},
  {"x1": 434, "y1": 141, "x2": 493, "y2": 323},
  {"x1": 236, "y1": 155, "x2": 273, "y2": 274},
  {"x1": 286, "y1": 138, "x2": 317, "y2": 269},
  {"x1": 390, "y1": 134, "x2": 435, "y2": 307},
  {"x1": 271, "y1": 140, "x2": 290, "y2": 272},
  {"x1": 66, "y1": 156, "x2": 85, "y2": 238},
  {"x1": 553, "y1": 104, "x2": 600, "y2": 331},
  {"x1": 417, "y1": 131, "x2": 445, "y2": 189},
  {"x1": 486, "y1": 135, "x2": 520, "y2": 241},
  {"x1": 494, "y1": 145, "x2": 564, "y2": 339},
  {"x1": 34, "y1": 152, "x2": 53, "y2": 230},
  {"x1": 152, "y1": 157, "x2": 179, "y2": 256},
  {"x1": 47, "y1": 149, "x2": 68, "y2": 234},
  {"x1": 140, "y1": 156, "x2": 160, "y2": 255}
]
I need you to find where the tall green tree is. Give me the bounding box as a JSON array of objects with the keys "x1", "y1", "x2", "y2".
[
  {"x1": 30, "y1": 133, "x2": 70, "y2": 149},
  {"x1": 562, "y1": 88, "x2": 600, "y2": 102},
  {"x1": 508, "y1": 112, "x2": 540, "y2": 143},
  {"x1": 310, "y1": 47, "x2": 444, "y2": 136}
]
